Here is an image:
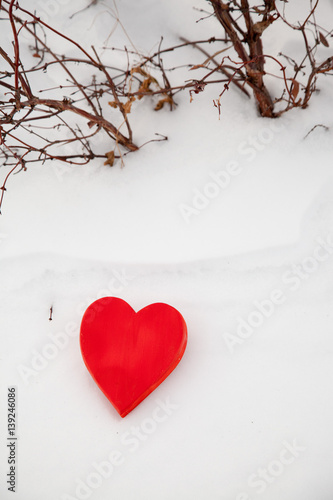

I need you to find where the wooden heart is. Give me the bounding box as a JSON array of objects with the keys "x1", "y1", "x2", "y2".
[{"x1": 80, "y1": 297, "x2": 187, "y2": 417}]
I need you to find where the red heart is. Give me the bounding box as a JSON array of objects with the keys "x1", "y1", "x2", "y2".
[{"x1": 80, "y1": 297, "x2": 187, "y2": 417}]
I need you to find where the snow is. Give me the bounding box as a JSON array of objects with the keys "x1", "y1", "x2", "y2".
[{"x1": 1, "y1": 1, "x2": 333, "y2": 499}]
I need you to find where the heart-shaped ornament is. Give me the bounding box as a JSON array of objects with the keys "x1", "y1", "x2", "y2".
[{"x1": 80, "y1": 297, "x2": 187, "y2": 417}]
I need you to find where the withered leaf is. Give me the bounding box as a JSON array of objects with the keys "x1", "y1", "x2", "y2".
[
  {"x1": 319, "y1": 32, "x2": 329, "y2": 47},
  {"x1": 104, "y1": 150, "x2": 115, "y2": 167},
  {"x1": 138, "y1": 77, "x2": 155, "y2": 99},
  {"x1": 290, "y1": 79, "x2": 300, "y2": 101},
  {"x1": 154, "y1": 95, "x2": 174, "y2": 111},
  {"x1": 123, "y1": 96, "x2": 135, "y2": 114},
  {"x1": 108, "y1": 101, "x2": 118, "y2": 109},
  {"x1": 131, "y1": 66, "x2": 149, "y2": 78}
]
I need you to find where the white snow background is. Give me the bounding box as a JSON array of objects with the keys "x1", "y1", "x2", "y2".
[{"x1": 1, "y1": 1, "x2": 333, "y2": 499}]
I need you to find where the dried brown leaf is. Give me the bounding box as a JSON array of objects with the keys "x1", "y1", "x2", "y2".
[
  {"x1": 154, "y1": 95, "x2": 174, "y2": 111},
  {"x1": 137, "y1": 77, "x2": 155, "y2": 99},
  {"x1": 290, "y1": 78, "x2": 300, "y2": 101},
  {"x1": 123, "y1": 96, "x2": 135, "y2": 114},
  {"x1": 108, "y1": 101, "x2": 118, "y2": 109},
  {"x1": 319, "y1": 32, "x2": 329, "y2": 47},
  {"x1": 131, "y1": 66, "x2": 149, "y2": 77},
  {"x1": 104, "y1": 150, "x2": 115, "y2": 167}
]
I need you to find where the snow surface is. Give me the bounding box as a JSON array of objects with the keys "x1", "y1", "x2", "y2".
[{"x1": 1, "y1": 1, "x2": 333, "y2": 499}]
